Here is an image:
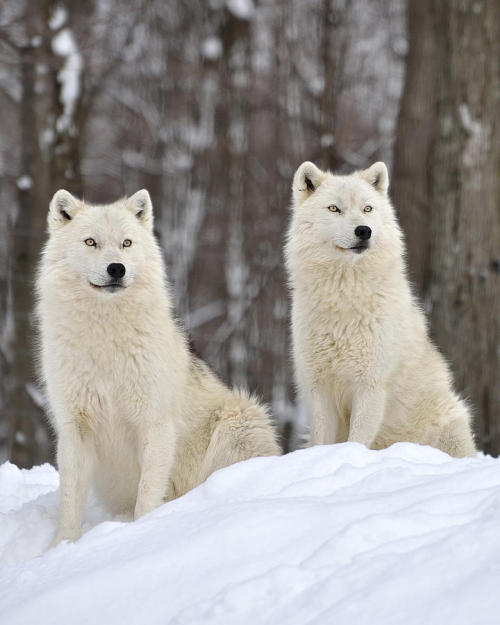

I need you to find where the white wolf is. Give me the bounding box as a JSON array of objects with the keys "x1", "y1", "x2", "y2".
[
  {"x1": 285, "y1": 161, "x2": 476, "y2": 457},
  {"x1": 37, "y1": 189, "x2": 280, "y2": 545}
]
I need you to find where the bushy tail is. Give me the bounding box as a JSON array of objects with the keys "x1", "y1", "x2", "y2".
[{"x1": 198, "y1": 391, "x2": 281, "y2": 483}]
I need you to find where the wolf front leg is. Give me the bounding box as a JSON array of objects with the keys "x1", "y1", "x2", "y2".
[
  {"x1": 348, "y1": 385, "x2": 386, "y2": 448},
  {"x1": 309, "y1": 390, "x2": 346, "y2": 445},
  {"x1": 53, "y1": 421, "x2": 94, "y2": 546},
  {"x1": 134, "y1": 419, "x2": 176, "y2": 520}
]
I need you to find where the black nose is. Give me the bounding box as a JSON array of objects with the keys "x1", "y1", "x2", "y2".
[
  {"x1": 107, "y1": 263, "x2": 126, "y2": 279},
  {"x1": 354, "y1": 226, "x2": 372, "y2": 241}
]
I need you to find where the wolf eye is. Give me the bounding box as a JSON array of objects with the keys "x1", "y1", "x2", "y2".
[
  {"x1": 363, "y1": 205, "x2": 373, "y2": 213},
  {"x1": 85, "y1": 238, "x2": 96, "y2": 247},
  {"x1": 123, "y1": 239, "x2": 132, "y2": 247},
  {"x1": 328, "y1": 205, "x2": 341, "y2": 214}
]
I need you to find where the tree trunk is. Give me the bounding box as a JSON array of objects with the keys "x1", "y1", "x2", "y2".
[
  {"x1": 46, "y1": 0, "x2": 86, "y2": 196},
  {"x1": 8, "y1": 41, "x2": 49, "y2": 467},
  {"x1": 319, "y1": 0, "x2": 339, "y2": 171},
  {"x1": 391, "y1": 0, "x2": 437, "y2": 293},
  {"x1": 7, "y1": 0, "x2": 89, "y2": 467},
  {"x1": 428, "y1": 0, "x2": 500, "y2": 454}
]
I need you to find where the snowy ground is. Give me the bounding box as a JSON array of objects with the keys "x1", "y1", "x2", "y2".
[{"x1": 1, "y1": 443, "x2": 500, "y2": 624}]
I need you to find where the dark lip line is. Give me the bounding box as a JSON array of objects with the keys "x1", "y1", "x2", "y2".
[
  {"x1": 89, "y1": 282, "x2": 125, "y2": 289},
  {"x1": 336, "y1": 244, "x2": 370, "y2": 251}
]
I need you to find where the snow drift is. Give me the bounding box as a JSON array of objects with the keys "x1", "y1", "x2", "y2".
[{"x1": 1, "y1": 443, "x2": 499, "y2": 624}]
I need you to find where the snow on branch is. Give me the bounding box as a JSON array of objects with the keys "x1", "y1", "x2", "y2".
[
  {"x1": 51, "y1": 28, "x2": 82, "y2": 132},
  {"x1": 226, "y1": 0, "x2": 255, "y2": 20}
]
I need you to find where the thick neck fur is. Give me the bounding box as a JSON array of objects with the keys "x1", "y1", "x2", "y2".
[
  {"x1": 286, "y1": 222, "x2": 411, "y2": 317},
  {"x1": 37, "y1": 238, "x2": 179, "y2": 339}
]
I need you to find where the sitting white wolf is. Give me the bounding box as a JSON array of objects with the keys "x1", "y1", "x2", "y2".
[
  {"x1": 285, "y1": 161, "x2": 476, "y2": 458},
  {"x1": 37, "y1": 189, "x2": 280, "y2": 545}
]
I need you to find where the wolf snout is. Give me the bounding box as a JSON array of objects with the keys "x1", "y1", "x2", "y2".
[
  {"x1": 354, "y1": 225, "x2": 371, "y2": 241},
  {"x1": 107, "y1": 263, "x2": 126, "y2": 279}
]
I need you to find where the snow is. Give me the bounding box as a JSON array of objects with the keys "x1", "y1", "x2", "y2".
[
  {"x1": 185, "y1": 300, "x2": 225, "y2": 329},
  {"x1": 458, "y1": 103, "x2": 481, "y2": 137},
  {"x1": 226, "y1": 0, "x2": 255, "y2": 20},
  {"x1": 16, "y1": 175, "x2": 32, "y2": 190},
  {"x1": 1, "y1": 443, "x2": 500, "y2": 624},
  {"x1": 25, "y1": 383, "x2": 46, "y2": 410},
  {"x1": 201, "y1": 37, "x2": 223, "y2": 60},
  {"x1": 458, "y1": 103, "x2": 484, "y2": 170},
  {"x1": 51, "y1": 28, "x2": 82, "y2": 132},
  {"x1": 320, "y1": 133, "x2": 335, "y2": 148},
  {"x1": 49, "y1": 6, "x2": 67, "y2": 31}
]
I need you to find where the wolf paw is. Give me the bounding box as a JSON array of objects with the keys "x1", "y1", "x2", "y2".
[{"x1": 50, "y1": 527, "x2": 82, "y2": 549}]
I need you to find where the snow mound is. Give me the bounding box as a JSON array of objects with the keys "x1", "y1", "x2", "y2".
[{"x1": 1, "y1": 443, "x2": 500, "y2": 624}]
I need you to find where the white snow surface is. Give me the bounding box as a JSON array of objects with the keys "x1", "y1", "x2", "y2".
[{"x1": 1, "y1": 443, "x2": 500, "y2": 624}]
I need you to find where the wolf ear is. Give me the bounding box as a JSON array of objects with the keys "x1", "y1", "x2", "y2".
[
  {"x1": 48, "y1": 189, "x2": 82, "y2": 231},
  {"x1": 126, "y1": 189, "x2": 153, "y2": 231},
  {"x1": 359, "y1": 162, "x2": 389, "y2": 195},
  {"x1": 292, "y1": 161, "x2": 326, "y2": 207}
]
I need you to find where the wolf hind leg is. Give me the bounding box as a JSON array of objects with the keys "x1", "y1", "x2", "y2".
[
  {"x1": 433, "y1": 396, "x2": 476, "y2": 458},
  {"x1": 197, "y1": 393, "x2": 281, "y2": 484},
  {"x1": 437, "y1": 417, "x2": 476, "y2": 458}
]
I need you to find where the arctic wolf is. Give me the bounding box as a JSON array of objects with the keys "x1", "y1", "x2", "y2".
[
  {"x1": 37, "y1": 189, "x2": 280, "y2": 545},
  {"x1": 285, "y1": 161, "x2": 475, "y2": 457}
]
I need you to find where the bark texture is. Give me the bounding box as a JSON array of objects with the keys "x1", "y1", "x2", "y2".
[
  {"x1": 428, "y1": 0, "x2": 500, "y2": 454},
  {"x1": 391, "y1": 0, "x2": 437, "y2": 292}
]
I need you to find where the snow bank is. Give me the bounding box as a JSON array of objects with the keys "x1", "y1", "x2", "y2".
[{"x1": 1, "y1": 443, "x2": 500, "y2": 624}]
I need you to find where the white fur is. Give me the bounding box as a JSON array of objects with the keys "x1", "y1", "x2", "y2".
[
  {"x1": 37, "y1": 190, "x2": 280, "y2": 545},
  {"x1": 285, "y1": 161, "x2": 476, "y2": 458}
]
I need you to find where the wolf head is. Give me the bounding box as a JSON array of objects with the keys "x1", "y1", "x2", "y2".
[
  {"x1": 44, "y1": 189, "x2": 161, "y2": 296},
  {"x1": 288, "y1": 161, "x2": 403, "y2": 267}
]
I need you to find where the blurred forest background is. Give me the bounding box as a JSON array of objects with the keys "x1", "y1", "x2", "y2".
[{"x1": 0, "y1": 0, "x2": 498, "y2": 468}]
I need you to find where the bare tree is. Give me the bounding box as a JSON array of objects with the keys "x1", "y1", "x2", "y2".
[
  {"x1": 391, "y1": 0, "x2": 436, "y2": 292},
  {"x1": 427, "y1": 0, "x2": 500, "y2": 454},
  {"x1": 4, "y1": 3, "x2": 50, "y2": 466},
  {"x1": 1, "y1": 0, "x2": 136, "y2": 465},
  {"x1": 0, "y1": 0, "x2": 407, "y2": 465}
]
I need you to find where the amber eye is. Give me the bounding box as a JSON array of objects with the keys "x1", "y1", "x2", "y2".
[
  {"x1": 123, "y1": 239, "x2": 132, "y2": 247},
  {"x1": 85, "y1": 238, "x2": 96, "y2": 247},
  {"x1": 328, "y1": 205, "x2": 341, "y2": 213},
  {"x1": 363, "y1": 205, "x2": 373, "y2": 213}
]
